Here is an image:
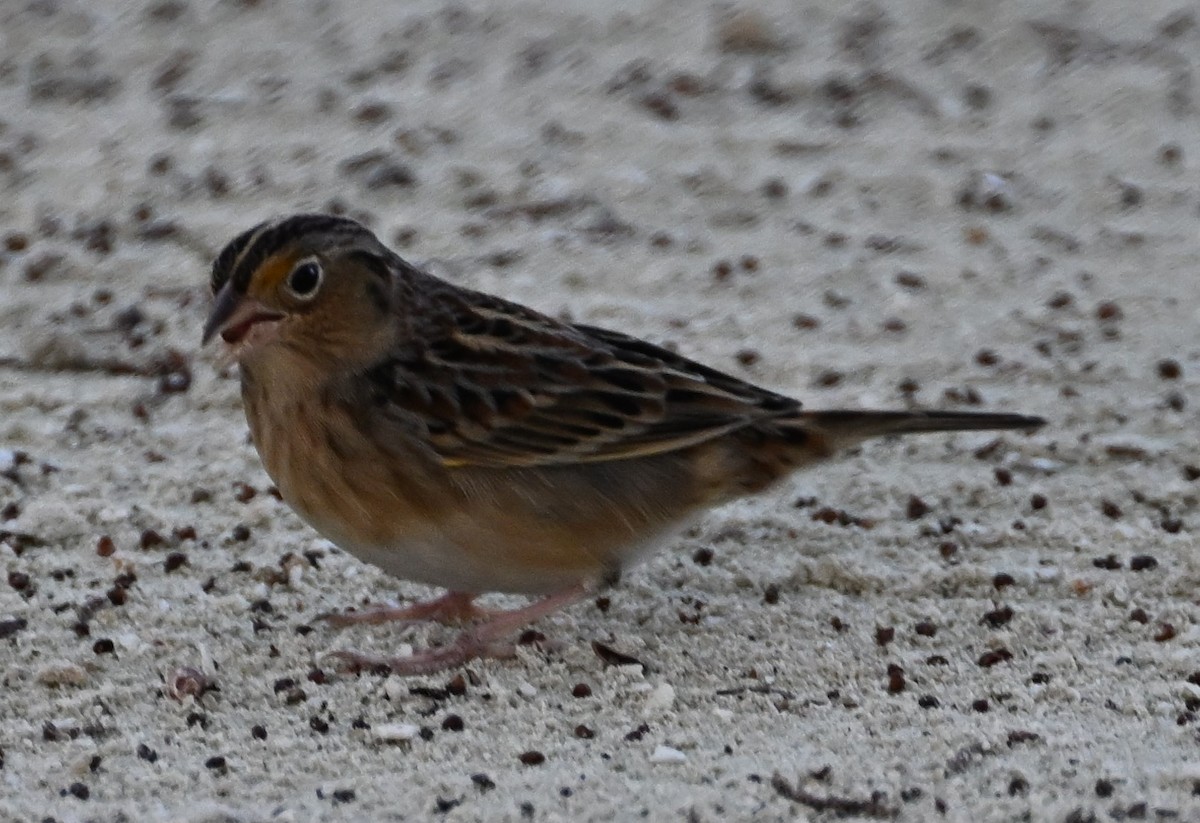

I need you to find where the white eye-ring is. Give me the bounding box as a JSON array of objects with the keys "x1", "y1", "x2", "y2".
[{"x1": 285, "y1": 257, "x2": 323, "y2": 300}]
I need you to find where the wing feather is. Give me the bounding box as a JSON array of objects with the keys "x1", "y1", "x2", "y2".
[{"x1": 363, "y1": 283, "x2": 800, "y2": 468}]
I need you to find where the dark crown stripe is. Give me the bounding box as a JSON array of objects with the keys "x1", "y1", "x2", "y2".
[
  {"x1": 210, "y1": 221, "x2": 267, "y2": 295},
  {"x1": 209, "y1": 214, "x2": 374, "y2": 295}
]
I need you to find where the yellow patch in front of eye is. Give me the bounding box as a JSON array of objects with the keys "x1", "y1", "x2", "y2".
[{"x1": 247, "y1": 252, "x2": 299, "y2": 298}]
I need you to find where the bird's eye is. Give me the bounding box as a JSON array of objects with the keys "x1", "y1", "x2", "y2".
[{"x1": 285, "y1": 259, "x2": 323, "y2": 299}]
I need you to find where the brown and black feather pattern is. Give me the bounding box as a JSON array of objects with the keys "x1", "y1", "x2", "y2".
[{"x1": 363, "y1": 260, "x2": 1044, "y2": 470}]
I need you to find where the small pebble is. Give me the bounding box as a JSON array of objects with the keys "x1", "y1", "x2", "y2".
[
  {"x1": 906, "y1": 496, "x2": 930, "y2": 519},
  {"x1": 650, "y1": 745, "x2": 687, "y2": 764},
  {"x1": 1157, "y1": 359, "x2": 1182, "y2": 380},
  {"x1": 374, "y1": 723, "x2": 421, "y2": 742},
  {"x1": 644, "y1": 683, "x2": 675, "y2": 713},
  {"x1": 981, "y1": 606, "x2": 1014, "y2": 628}
]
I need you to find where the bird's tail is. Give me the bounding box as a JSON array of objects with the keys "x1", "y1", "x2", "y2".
[{"x1": 781, "y1": 408, "x2": 1045, "y2": 453}]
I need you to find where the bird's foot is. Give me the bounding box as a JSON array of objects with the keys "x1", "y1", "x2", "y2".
[
  {"x1": 319, "y1": 590, "x2": 493, "y2": 628},
  {"x1": 326, "y1": 583, "x2": 587, "y2": 676},
  {"x1": 327, "y1": 633, "x2": 519, "y2": 676}
]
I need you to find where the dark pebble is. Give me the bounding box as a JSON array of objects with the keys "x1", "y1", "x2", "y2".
[
  {"x1": 978, "y1": 648, "x2": 1013, "y2": 667},
  {"x1": 1157, "y1": 359, "x2": 1182, "y2": 380},
  {"x1": 139, "y1": 529, "x2": 165, "y2": 550},
  {"x1": 906, "y1": 496, "x2": 930, "y2": 519},
  {"x1": 974, "y1": 609, "x2": 1012, "y2": 628}
]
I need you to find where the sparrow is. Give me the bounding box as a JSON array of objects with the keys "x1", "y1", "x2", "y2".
[{"x1": 202, "y1": 213, "x2": 1045, "y2": 675}]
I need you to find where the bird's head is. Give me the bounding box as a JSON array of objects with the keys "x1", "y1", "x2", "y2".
[{"x1": 203, "y1": 214, "x2": 398, "y2": 371}]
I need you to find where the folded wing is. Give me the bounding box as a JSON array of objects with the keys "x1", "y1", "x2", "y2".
[{"x1": 364, "y1": 285, "x2": 799, "y2": 468}]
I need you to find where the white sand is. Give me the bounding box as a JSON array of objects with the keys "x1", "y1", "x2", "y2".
[{"x1": 1, "y1": 0, "x2": 1198, "y2": 820}]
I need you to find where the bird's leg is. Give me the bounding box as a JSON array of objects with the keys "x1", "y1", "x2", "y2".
[
  {"x1": 320, "y1": 590, "x2": 496, "y2": 628},
  {"x1": 327, "y1": 582, "x2": 590, "y2": 676}
]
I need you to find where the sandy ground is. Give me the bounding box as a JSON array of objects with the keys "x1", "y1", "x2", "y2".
[{"x1": 1, "y1": 0, "x2": 1198, "y2": 820}]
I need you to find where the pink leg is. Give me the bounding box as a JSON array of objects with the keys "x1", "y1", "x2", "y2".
[
  {"x1": 327, "y1": 584, "x2": 588, "y2": 676},
  {"x1": 320, "y1": 590, "x2": 498, "y2": 628}
]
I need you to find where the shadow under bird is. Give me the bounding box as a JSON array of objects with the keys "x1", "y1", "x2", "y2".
[{"x1": 202, "y1": 213, "x2": 1045, "y2": 675}]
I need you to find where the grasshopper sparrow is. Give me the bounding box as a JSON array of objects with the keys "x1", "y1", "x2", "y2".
[{"x1": 203, "y1": 213, "x2": 1044, "y2": 675}]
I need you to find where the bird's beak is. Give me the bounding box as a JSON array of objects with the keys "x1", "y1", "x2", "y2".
[{"x1": 202, "y1": 283, "x2": 283, "y2": 347}]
